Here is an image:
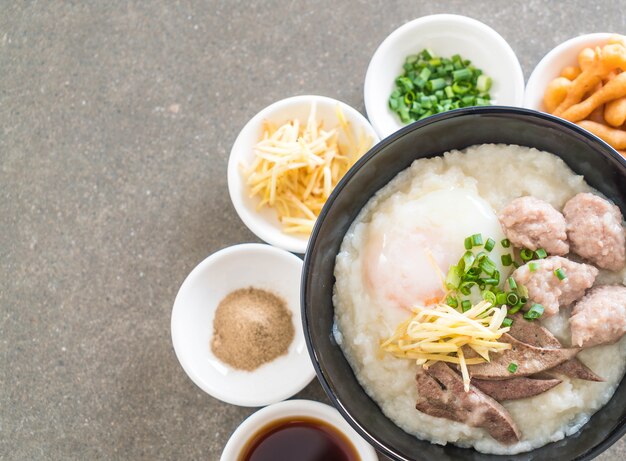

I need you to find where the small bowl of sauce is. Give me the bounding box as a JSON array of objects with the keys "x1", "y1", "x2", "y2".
[{"x1": 221, "y1": 400, "x2": 378, "y2": 461}]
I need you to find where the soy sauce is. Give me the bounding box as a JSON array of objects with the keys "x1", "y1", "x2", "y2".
[{"x1": 238, "y1": 416, "x2": 360, "y2": 461}]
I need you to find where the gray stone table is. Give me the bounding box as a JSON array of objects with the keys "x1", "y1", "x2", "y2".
[{"x1": 1, "y1": 1, "x2": 625, "y2": 460}]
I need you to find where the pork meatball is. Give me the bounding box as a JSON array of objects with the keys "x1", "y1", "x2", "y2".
[
  {"x1": 570, "y1": 285, "x2": 626, "y2": 347},
  {"x1": 499, "y1": 196, "x2": 569, "y2": 256},
  {"x1": 563, "y1": 193, "x2": 626, "y2": 271},
  {"x1": 511, "y1": 256, "x2": 598, "y2": 317}
]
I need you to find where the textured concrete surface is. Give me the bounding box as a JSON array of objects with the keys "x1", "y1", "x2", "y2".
[{"x1": 1, "y1": 1, "x2": 625, "y2": 460}]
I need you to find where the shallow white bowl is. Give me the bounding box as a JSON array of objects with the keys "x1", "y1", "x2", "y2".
[
  {"x1": 220, "y1": 400, "x2": 378, "y2": 461},
  {"x1": 524, "y1": 33, "x2": 614, "y2": 111},
  {"x1": 170, "y1": 243, "x2": 315, "y2": 407},
  {"x1": 364, "y1": 14, "x2": 525, "y2": 139},
  {"x1": 228, "y1": 95, "x2": 379, "y2": 254}
]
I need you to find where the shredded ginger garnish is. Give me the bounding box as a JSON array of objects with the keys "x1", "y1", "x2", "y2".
[
  {"x1": 380, "y1": 301, "x2": 511, "y2": 391},
  {"x1": 242, "y1": 103, "x2": 373, "y2": 234}
]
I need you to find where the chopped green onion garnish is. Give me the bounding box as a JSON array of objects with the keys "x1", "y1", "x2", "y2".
[
  {"x1": 466, "y1": 267, "x2": 482, "y2": 279},
  {"x1": 446, "y1": 296, "x2": 458, "y2": 308},
  {"x1": 555, "y1": 268, "x2": 567, "y2": 281},
  {"x1": 476, "y1": 74, "x2": 492, "y2": 93},
  {"x1": 452, "y1": 68, "x2": 472, "y2": 81},
  {"x1": 501, "y1": 239, "x2": 510, "y2": 248},
  {"x1": 506, "y1": 292, "x2": 519, "y2": 306},
  {"x1": 508, "y1": 304, "x2": 523, "y2": 315},
  {"x1": 520, "y1": 248, "x2": 534, "y2": 261},
  {"x1": 464, "y1": 237, "x2": 473, "y2": 250},
  {"x1": 475, "y1": 251, "x2": 487, "y2": 262},
  {"x1": 462, "y1": 251, "x2": 475, "y2": 272},
  {"x1": 507, "y1": 277, "x2": 517, "y2": 291},
  {"x1": 484, "y1": 238, "x2": 495, "y2": 252},
  {"x1": 502, "y1": 317, "x2": 513, "y2": 328},
  {"x1": 535, "y1": 248, "x2": 547, "y2": 259},
  {"x1": 508, "y1": 362, "x2": 518, "y2": 373},
  {"x1": 445, "y1": 265, "x2": 461, "y2": 289},
  {"x1": 496, "y1": 292, "x2": 508, "y2": 305},
  {"x1": 482, "y1": 290, "x2": 497, "y2": 305},
  {"x1": 529, "y1": 261, "x2": 539, "y2": 272},
  {"x1": 471, "y1": 233, "x2": 483, "y2": 246},
  {"x1": 388, "y1": 51, "x2": 492, "y2": 122},
  {"x1": 482, "y1": 278, "x2": 499, "y2": 286},
  {"x1": 460, "y1": 282, "x2": 475, "y2": 296},
  {"x1": 461, "y1": 300, "x2": 472, "y2": 312},
  {"x1": 427, "y1": 78, "x2": 446, "y2": 92},
  {"x1": 524, "y1": 304, "x2": 545, "y2": 320},
  {"x1": 452, "y1": 81, "x2": 472, "y2": 94},
  {"x1": 479, "y1": 257, "x2": 497, "y2": 276},
  {"x1": 501, "y1": 254, "x2": 513, "y2": 266}
]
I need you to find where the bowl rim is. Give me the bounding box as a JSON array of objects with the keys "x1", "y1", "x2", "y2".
[
  {"x1": 301, "y1": 106, "x2": 626, "y2": 460},
  {"x1": 227, "y1": 94, "x2": 380, "y2": 254},
  {"x1": 364, "y1": 14, "x2": 525, "y2": 139},
  {"x1": 524, "y1": 32, "x2": 615, "y2": 110}
]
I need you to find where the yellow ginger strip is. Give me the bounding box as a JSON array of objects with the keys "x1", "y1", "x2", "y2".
[
  {"x1": 242, "y1": 103, "x2": 373, "y2": 234},
  {"x1": 381, "y1": 301, "x2": 511, "y2": 392}
]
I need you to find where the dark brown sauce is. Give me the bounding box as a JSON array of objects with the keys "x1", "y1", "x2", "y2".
[{"x1": 238, "y1": 416, "x2": 361, "y2": 461}]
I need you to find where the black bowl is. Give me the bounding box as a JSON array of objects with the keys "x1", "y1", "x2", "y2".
[{"x1": 302, "y1": 107, "x2": 626, "y2": 461}]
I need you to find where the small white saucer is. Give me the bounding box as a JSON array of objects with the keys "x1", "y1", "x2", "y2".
[
  {"x1": 171, "y1": 243, "x2": 315, "y2": 407},
  {"x1": 220, "y1": 400, "x2": 379, "y2": 461}
]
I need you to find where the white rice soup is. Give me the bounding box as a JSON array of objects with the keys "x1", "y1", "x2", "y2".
[{"x1": 333, "y1": 144, "x2": 626, "y2": 455}]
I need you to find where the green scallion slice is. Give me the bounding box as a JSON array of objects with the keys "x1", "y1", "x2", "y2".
[
  {"x1": 476, "y1": 75, "x2": 492, "y2": 92},
  {"x1": 535, "y1": 248, "x2": 547, "y2": 259},
  {"x1": 460, "y1": 282, "x2": 475, "y2": 296},
  {"x1": 524, "y1": 304, "x2": 545, "y2": 320},
  {"x1": 467, "y1": 267, "x2": 482, "y2": 279},
  {"x1": 520, "y1": 248, "x2": 535, "y2": 261},
  {"x1": 462, "y1": 251, "x2": 475, "y2": 272},
  {"x1": 484, "y1": 238, "x2": 495, "y2": 252},
  {"x1": 529, "y1": 261, "x2": 539, "y2": 272},
  {"x1": 461, "y1": 299, "x2": 472, "y2": 312},
  {"x1": 508, "y1": 362, "x2": 518, "y2": 373},
  {"x1": 427, "y1": 78, "x2": 446, "y2": 92},
  {"x1": 507, "y1": 277, "x2": 517, "y2": 291},
  {"x1": 506, "y1": 292, "x2": 519, "y2": 306},
  {"x1": 555, "y1": 268, "x2": 567, "y2": 281},
  {"x1": 446, "y1": 295, "x2": 458, "y2": 308},
  {"x1": 471, "y1": 233, "x2": 483, "y2": 246},
  {"x1": 445, "y1": 265, "x2": 461, "y2": 289},
  {"x1": 501, "y1": 238, "x2": 511, "y2": 248},
  {"x1": 464, "y1": 237, "x2": 473, "y2": 250},
  {"x1": 508, "y1": 304, "x2": 522, "y2": 315},
  {"x1": 452, "y1": 68, "x2": 472, "y2": 81},
  {"x1": 501, "y1": 254, "x2": 513, "y2": 266},
  {"x1": 479, "y1": 257, "x2": 497, "y2": 276},
  {"x1": 482, "y1": 290, "x2": 497, "y2": 305},
  {"x1": 502, "y1": 317, "x2": 513, "y2": 328}
]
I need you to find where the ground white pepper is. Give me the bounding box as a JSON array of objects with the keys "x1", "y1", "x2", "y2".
[{"x1": 211, "y1": 287, "x2": 294, "y2": 371}]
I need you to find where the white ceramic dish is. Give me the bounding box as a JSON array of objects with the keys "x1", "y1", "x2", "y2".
[
  {"x1": 364, "y1": 14, "x2": 525, "y2": 139},
  {"x1": 228, "y1": 95, "x2": 379, "y2": 254},
  {"x1": 524, "y1": 33, "x2": 614, "y2": 111},
  {"x1": 220, "y1": 400, "x2": 378, "y2": 461},
  {"x1": 170, "y1": 243, "x2": 315, "y2": 407}
]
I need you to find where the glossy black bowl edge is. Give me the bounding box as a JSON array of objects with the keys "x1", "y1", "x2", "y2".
[{"x1": 301, "y1": 106, "x2": 626, "y2": 461}]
